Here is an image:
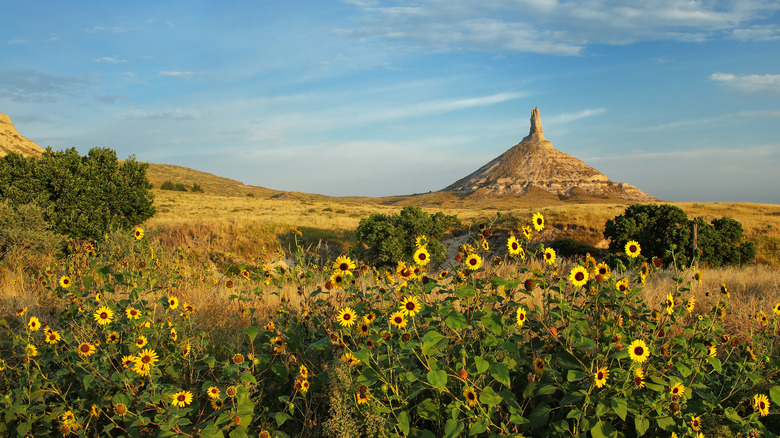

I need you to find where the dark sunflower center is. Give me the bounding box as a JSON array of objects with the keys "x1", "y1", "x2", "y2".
[
  {"x1": 178, "y1": 395, "x2": 186, "y2": 402},
  {"x1": 634, "y1": 346, "x2": 644, "y2": 356},
  {"x1": 575, "y1": 272, "x2": 584, "y2": 281},
  {"x1": 518, "y1": 313, "x2": 525, "y2": 320},
  {"x1": 469, "y1": 258, "x2": 477, "y2": 265},
  {"x1": 340, "y1": 263, "x2": 349, "y2": 271},
  {"x1": 81, "y1": 345, "x2": 90, "y2": 352},
  {"x1": 599, "y1": 268, "x2": 607, "y2": 275},
  {"x1": 620, "y1": 285, "x2": 627, "y2": 291},
  {"x1": 343, "y1": 313, "x2": 351, "y2": 320},
  {"x1": 629, "y1": 245, "x2": 637, "y2": 252},
  {"x1": 142, "y1": 355, "x2": 151, "y2": 364},
  {"x1": 597, "y1": 372, "x2": 604, "y2": 379},
  {"x1": 419, "y1": 253, "x2": 426, "y2": 260},
  {"x1": 406, "y1": 302, "x2": 415, "y2": 311},
  {"x1": 512, "y1": 243, "x2": 518, "y2": 250},
  {"x1": 335, "y1": 276, "x2": 343, "y2": 283},
  {"x1": 394, "y1": 317, "x2": 403, "y2": 324},
  {"x1": 101, "y1": 312, "x2": 108, "y2": 319},
  {"x1": 467, "y1": 392, "x2": 475, "y2": 400}
]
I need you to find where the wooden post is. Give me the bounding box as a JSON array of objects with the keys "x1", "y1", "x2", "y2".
[{"x1": 692, "y1": 222, "x2": 698, "y2": 268}]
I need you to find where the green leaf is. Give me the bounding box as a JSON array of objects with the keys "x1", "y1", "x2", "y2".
[
  {"x1": 353, "y1": 348, "x2": 371, "y2": 364},
  {"x1": 770, "y1": 386, "x2": 780, "y2": 406},
  {"x1": 474, "y1": 356, "x2": 489, "y2": 374},
  {"x1": 707, "y1": 356, "x2": 722, "y2": 373},
  {"x1": 455, "y1": 284, "x2": 476, "y2": 298},
  {"x1": 422, "y1": 330, "x2": 449, "y2": 356},
  {"x1": 534, "y1": 384, "x2": 557, "y2": 396},
  {"x1": 479, "y1": 386, "x2": 502, "y2": 406},
  {"x1": 444, "y1": 418, "x2": 464, "y2": 438},
  {"x1": 635, "y1": 417, "x2": 649, "y2": 437},
  {"x1": 468, "y1": 420, "x2": 487, "y2": 436},
  {"x1": 200, "y1": 423, "x2": 225, "y2": 438},
  {"x1": 528, "y1": 403, "x2": 551, "y2": 427},
  {"x1": 489, "y1": 362, "x2": 511, "y2": 388},
  {"x1": 240, "y1": 373, "x2": 257, "y2": 385},
  {"x1": 567, "y1": 369, "x2": 588, "y2": 382},
  {"x1": 445, "y1": 311, "x2": 468, "y2": 330},
  {"x1": 644, "y1": 382, "x2": 664, "y2": 392},
  {"x1": 275, "y1": 412, "x2": 291, "y2": 427},
  {"x1": 656, "y1": 416, "x2": 676, "y2": 431},
  {"x1": 595, "y1": 400, "x2": 609, "y2": 416},
  {"x1": 427, "y1": 369, "x2": 447, "y2": 392},
  {"x1": 83, "y1": 374, "x2": 95, "y2": 391},
  {"x1": 591, "y1": 420, "x2": 617, "y2": 438},
  {"x1": 417, "y1": 398, "x2": 441, "y2": 420},
  {"x1": 398, "y1": 410, "x2": 410, "y2": 436},
  {"x1": 611, "y1": 398, "x2": 627, "y2": 421},
  {"x1": 481, "y1": 311, "x2": 504, "y2": 335},
  {"x1": 675, "y1": 361, "x2": 692, "y2": 377},
  {"x1": 243, "y1": 324, "x2": 258, "y2": 341}
]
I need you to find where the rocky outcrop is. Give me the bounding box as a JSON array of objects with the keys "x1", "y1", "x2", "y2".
[
  {"x1": 443, "y1": 107, "x2": 657, "y2": 202},
  {"x1": 0, "y1": 113, "x2": 45, "y2": 158}
]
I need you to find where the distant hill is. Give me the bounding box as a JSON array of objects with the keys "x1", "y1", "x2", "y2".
[
  {"x1": 0, "y1": 113, "x2": 45, "y2": 158},
  {"x1": 443, "y1": 107, "x2": 658, "y2": 203}
]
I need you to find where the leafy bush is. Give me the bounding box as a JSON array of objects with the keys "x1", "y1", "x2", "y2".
[
  {"x1": 191, "y1": 183, "x2": 204, "y2": 193},
  {"x1": 0, "y1": 200, "x2": 65, "y2": 271},
  {"x1": 160, "y1": 180, "x2": 189, "y2": 191},
  {"x1": 0, "y1": 148, "x2": 155, "y2": 241},
  {"x1": 604, "y1": 204, "x2": 755, "y2": 267},
  {"x1": 351, "y1": 206, "x2": 461, "y2": 267}
]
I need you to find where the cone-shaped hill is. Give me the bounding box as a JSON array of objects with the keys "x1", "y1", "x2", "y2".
[
  {"x1": 0, "y1": 113, "x2": 45, "y2": 158},
  {"x1": 443, "y1": 107, "x2": 657, "y2": 202}
]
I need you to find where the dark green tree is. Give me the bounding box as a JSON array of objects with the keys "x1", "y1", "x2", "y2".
[
  {"x1": 0, "y1": 148, "x2": 156, "y2": 241},
  {"x1": 352, "y1": 206, "x2": 461, "y2": 268}
]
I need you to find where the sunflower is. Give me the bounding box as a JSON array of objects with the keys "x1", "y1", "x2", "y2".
[
  {"x1": 299, "y1": 365, "x2": 309, "y2": 379},
  {"x1": 594, "y1": 366, "x2": 609, "y2": 388},
  {"x1": 569, "y1": 266, "x2": 589, "y2": 287},
  {"x1": 78, "y1": 342, "x2": 96, "y2": 357},
  {"x1": 94, "y1": 305, "x2": 114, "y2": 326},
  {"x1": 628, "y1": 340, "x2": 650, "y2": 363},
  {"x1": 464, "y1": 387, "x2": 478, "y2": 406},
  {"x1": 45, "y1": 330, "x2": 62, "y2": 344},
  {"x1": 170, "y1": 328, "x2": 177, "y2": 341},
  {"x1": 133, "y1": 227, "x2": 144, "y2": 240},
  {"x1": 356, "y1": 389, "x2": 370, "y2": 405},
  {"x1": 507, "y1": 236, "x2": 522, "y2": 256},
  {"x1": 336, "y1": 307, "x2": 357, "y2": 328},
  {"x1": 694, "y1": 269, "x2": 702, "y2": 285},
  {"x1": 543, "y1": 247, "x2": 556, "y2": 265},
  {"x1": 690, "y1": 415, "x2": 702, "y2": 431},
  {"x1": 272, "y1": 336, "x2": 286, "y2": 353},
  {"x1": 465, "y1": 253, "x2": 482, "y2": 271},
  {"x1": 167, "y1": 296, "x2": 179, "y2": 310},
  {"x1": 480, "y1": 239, "x2": 490, "y2": 252},
  {"x1": 59, "y1": 275, "x2": 72, "y2": 288},
  {"x1": 634, "y1": 367, "x2": 645, "y2": 388},
  {"x1": 413, "y1": 247, "x2": 431, "y2": 266},
  {"x1": 226, "y1": 386, "x2": 238, "y2": 397},
  {"x1": 61, "y1": 410, "x2": 77, "y2": 424},
  {"x1": 400, "y1": 296, "x2": 422, "y2": 317},
  {"x1": 329, "y1": 271, "x2": 346, "y2": 289},
  {"x1": 670, "y1": 382, "x2": 686, "y2": 399},
  {"x1": 358, "y1": 321, "x2": 370, "y2": 337},
  {"x1": 665, "y1": 293, "x2": 675, "y2": 314},
  {"x1": 16, "y1": 307, "x2": 28, "y2": 316},
  {"x1": 685, "y1": 297, "x2": 695, "y2": 313},
  {"x1": 707, "y1": 345, "x2": 717, "y2": 358},
  {"x1": 25, "y1": 343, "x2": 38, "y2": 357},
  {"x1": 295, "y1": 377, "x2": 310, "y2": 393},
  {"x1": 133, "y1": 349, "x2": 159, "y2": 376},
  {"x1": 207, "y1": 386, "x2": 221, "y2": 399},
  {"x1": 389, "y1": 310, "x2": 407, "y2": 329},
  {"x1": 28, "y1": 316, "x2": 41, "y2": 331},
  {"x1": 756, "y1": 310, "x2": 769, "y2": 326},
  {"x1": 342, "y1": 352, "x2": 360, "y2": 366},
  {"x1": 522, "y1": 226, "x2": 533, "y2": 240},
  {"x1": 121, "y1": 355, "x2": 135, "y2": 369},
  {"x1": 532, "y1": 212, "x2": 545, "y2": 232},
  {"x1": 125, "y1": 306, "x2": 141, "y2": 320},
  {"x1": 183, "y1": 302, "x2": 195, "y2": 313},
  {"x1": 534, "y1": 358, "x2": 545, "y2": 374},
  {"x1": 225, "y1": 279, "x2": 234, "y2": 288},
  {"x1": 135, "y1": 335, "x2": 148, "y2": 349},
  {"x1": 115, "y1": 403, "x2": 128, "y2": 418},
  {"x1": 171, "y1": 390, "x2": 193, "y2": 408},
  {"x1": 753, "y1": 393, "x2": 770, "y2": 417},
  {"x1": 774, "y1": 302, "x2": 780, "y2": 316},
  {"x1": 439, "y1": 270, "x2": 449, "y2": 279},
  {"x1": 106, "y1": 332, "x2": 120, "y2": 344},
  {"x1": 333, "y1": 255, "x2": 356, "y2": 274},
  {"x1": 595, "y1": 262, "x2": 610, "y2": 280},
  {"x1": 720, "y1": 282, "x2": 730, "y2": 298},
  {"x1": 364, "y1": 312, "x2": 376, "y2": 324},
  {"x1": 516, "y1": 307, "x2": 527, "y2": 328},
  {"x1": 616, "y1": 278, "x2": 629, "y2": 294}
]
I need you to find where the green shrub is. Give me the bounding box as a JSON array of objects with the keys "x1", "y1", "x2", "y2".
[
  {"x1": 0, "y1": 148, "x2": 155, "y2": 241},
  {"x1": 351, "y1": 206, "x2": 461, "y2": 267},
  {"x1": 0, "y1": 200, "x2": 65, "y2": 271},
  {"x1": 604, "y1": 204, "x2": 755, "y2": 267},
  {"x1": 160, "y1": 180, "x2": 189, "y2": 191},
  {"x1": 191, "y1": 183, "x2": 204, "y2": 193}
]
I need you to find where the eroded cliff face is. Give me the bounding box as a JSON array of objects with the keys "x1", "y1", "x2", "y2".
[
  {"x1": 443, "y1": 107, "x2": 657, "y2": 202},
  {"x1": 0, "y1": 113, "x2": 45, "y2": 158}
]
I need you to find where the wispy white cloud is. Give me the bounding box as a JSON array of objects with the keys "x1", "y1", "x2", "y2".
[
  {"x1": 119, "y1": 107, "x2": 201, "y2": 120},
  {"x1": 94, "y1": 56, "x2": 127, "y2": 63},
  {"x1": 7, "y1": 39, "x2": 28, "y2": 45},
  {"x1": 338, "y1": 0, "x2": 780, "y2": 55},
  {"x1": 711, "y1": 72, "x2": 780, "y2": 94},
  {"x1": 84, "y1": 25, "x2": 129, "y2": 34},
  {"x1": 159, "y1": 71, "x2": 196, "y2": 79},
  {"x1": 546, "y1": 108, "x2": 606, "y2": 125}
]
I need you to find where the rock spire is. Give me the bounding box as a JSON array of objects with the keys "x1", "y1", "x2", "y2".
[
  {"x1": 442, "y1": 107, "x2": 657, "y2": 202},
  {"x1": 0, "y1": 113, "x2": 45, "y2": 158}
]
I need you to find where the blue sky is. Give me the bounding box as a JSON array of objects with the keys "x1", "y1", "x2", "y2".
[{"x1": 2, "y1": 0, "x2": 780, "y2": 203}]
